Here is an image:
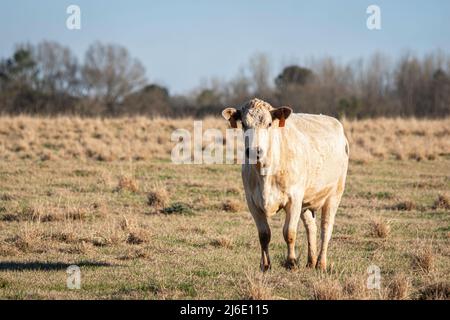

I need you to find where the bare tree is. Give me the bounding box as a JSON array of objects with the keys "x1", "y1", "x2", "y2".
[
  {"x1": 82, "y1": 42, "x2": 147, "y2": 114},
  {"x1": 248, "y1": 53, "x2": 272, "y2": 99},
  {"x1": 226, "y1": 69, "x2": 251, "y2": 105},
  {"x1": 1, "y1": 40, "x2": 450, "y2": 118},
  {"x1": 122, "y1": 84, "x2": 171, "y2": 116},
  {"x1": 33, "y1": 41, "x2": 80, "y2": 95}
]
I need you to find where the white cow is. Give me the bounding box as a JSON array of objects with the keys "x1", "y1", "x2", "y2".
[{"x1": 222, "y1": 98, "x2": 349, "y2": 271}]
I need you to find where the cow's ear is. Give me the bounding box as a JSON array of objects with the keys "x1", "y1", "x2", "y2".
[
  {"x1": 271, "y1": 107, "x2": 292, "y2": 127},
  {"x1": 221, "y1": 107, "x2": 241, "y2": 129}
]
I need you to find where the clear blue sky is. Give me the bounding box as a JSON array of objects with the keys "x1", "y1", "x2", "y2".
[{"x1": 1, "y1": 0, "x2": 449, "y2": 94}]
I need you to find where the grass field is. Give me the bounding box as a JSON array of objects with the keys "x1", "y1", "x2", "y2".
[{"x1": 0, "y1": 117, "x2": 449, "y2": 299}]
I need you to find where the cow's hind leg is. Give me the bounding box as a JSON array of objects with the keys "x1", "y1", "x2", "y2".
[
  {"x1": 283, "y1": 200, "x2": 301, "y2": 269},
  {"x1": 301, "y1": 209, "x2": 317, "y2": 268},
  {"x1": 316, "y1": 194, "x2": 341, "y2": 271}
]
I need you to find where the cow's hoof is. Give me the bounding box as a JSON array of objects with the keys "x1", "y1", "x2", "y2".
[
  {"x1": 315, "y1": 261, "x2": 327, "y2": 272},
  {"x1": 284, "y1": 258, "x2": 298, "y2": 270},
  {"x1": 306, "y1": 261, "x2": 317, "y2": 269},
  {"x1": 260, "y1": 264, "x2": 271, "y2": 272}
]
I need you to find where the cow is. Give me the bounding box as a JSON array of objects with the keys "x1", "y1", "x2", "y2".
[{"x1": 222, "y1": 98, "x2": 349, "y2": 271}]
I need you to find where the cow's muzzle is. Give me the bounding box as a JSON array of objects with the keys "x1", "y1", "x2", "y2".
[{"x1": 245, "y1": 147, "x2": 263, "y2": 163}]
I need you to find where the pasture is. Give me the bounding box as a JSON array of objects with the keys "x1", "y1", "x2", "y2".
[{"x1": 0, "y1": 116, "x2": 449, "y2": 299}]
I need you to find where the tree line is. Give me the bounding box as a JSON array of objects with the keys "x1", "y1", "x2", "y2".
[{"x1": 1, "y1": 41, "x2": 449, "y2": 118}]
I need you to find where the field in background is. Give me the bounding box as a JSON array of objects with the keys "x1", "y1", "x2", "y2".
[
  {"x1": 0, "y1": 116, "x2": 449, "y2": 299},
  {"x1": 0, "y1": 116, "x2": 449, "y2": 163}
]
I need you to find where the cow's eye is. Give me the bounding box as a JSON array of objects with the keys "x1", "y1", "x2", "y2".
[{"x1": 268, "y1": 123, "x2": 272, "y2": 127}]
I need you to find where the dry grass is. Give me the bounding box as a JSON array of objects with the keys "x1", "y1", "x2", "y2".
[
  {"x1": 0, "y1": 116, "x2": 449, "y2": 300},
  {"x1": 432, "y1": 193, "x2": 450, "y2": 210},
  {"x1": 0, "y1": 116, "x2": 449, "y2": 163},
  {"x1": 418, "y1": 281, "x2": 450, "y2": 300},
  {"x1": 370, "y1": 218, "x2": 391, "y2": 238},
  {"x1": 117, "y1": 176, "x2": 139, "y2": 193},
  {"x1": 221, "y1": 199, "x2": 242, "y2": 212},
  {"x1": 389, "y1": 200, "x2": 417, "y2": 211},
  {"x1": 341, "y1": 117, "x2": 450, "y2": 163},
  {"x1": 342, "y1": 277, "x2": 369, "y2": 299},
  {"x1": 126, "y1": 231, "x2": 149, "y2": 245},
  {"x1": 412, "y1": 245, "x2": 435, "y2": 273},
  {"x1": 211, "y1": 236, "x2": 234, "y2": 249},
  {"x1": 387, "y1": 274, "x2": 410, "y2": 300},
  {"x1": 240, "y1": 272, "x2": 273, "y2": 300},
  {"x1": 147, "y1": 187, "x2": 169, "y2": 211},
  {"x1": 312, "y1": 278, "x2": 343, "y2": 300}
]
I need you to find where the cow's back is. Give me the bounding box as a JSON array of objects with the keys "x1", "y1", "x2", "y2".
[
  {"x1": 289, "y1": 113, "x2": 345, "y2": 140},
  {"x1": 285, "y1": 113, "x2": 349, "y2": 189}
]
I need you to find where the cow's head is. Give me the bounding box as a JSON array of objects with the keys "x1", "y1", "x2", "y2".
[{"x1": 222, "y1": 98, "x2": 292, "y2": 164}]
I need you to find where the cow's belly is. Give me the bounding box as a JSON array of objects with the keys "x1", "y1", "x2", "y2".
[{"x1": 302, "y1": 184, "x2": 335, "y2": 211}]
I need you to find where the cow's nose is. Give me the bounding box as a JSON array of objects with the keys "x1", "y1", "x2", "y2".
[
  {"x1": 255, "y1": 147, "x2": 262, "y2": 159},
  {"x1": 245, "y1": 147, "x2": 262, "y2": 160}
]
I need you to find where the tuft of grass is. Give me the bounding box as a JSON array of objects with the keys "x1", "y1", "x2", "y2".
[
  {"x1": 387, "y1": 274, "x2": 410, "y2": 300},
  {"x1": 0, "y1": 213, "x2": 20, "y2": 222},
  {"x1": 117, "y1": 176, "x2": 139, "y2": 193},
  {"x1": 312, "y1": 278, "x2": 343, "y2": 300},
  {"x1": 119, "y1": 216, "x2": 130, "y2": 231},
  {"x1": 342, "y1": 277, "x2": 369, "y2": 299},
  {"x1": 211, "y1": 236, "x2": 234, "y2": 249},
  {"x1": 370, "y1": 218, "x2": 391, "y2": 238},
  {"x1": 65, "y1": 207, "x2": 90, "y2": 221},
  {"x1": 241, "y1": 272, "x2": 273, "y2": 300},
  {"x1": 418, "y1": 281, "x2": 450, "y2": 300},
  {"x1": 147, "y1": 187, "x2": 169, "y2": 211},
  {"x1": 408, "y1": 152, "x2": 423, "y2": 162},
  {"x1": 117, "y1": 248, "x2": 148, "y2": 260},
  {"x1": 160, "y1": 202, "x2": 193, "y2": 215},
  {"x1": 91, "y1": 236, "x2": 110, "y2": 247},
  {"x1": 0, "y1": 194, "x2": 14, "y2": 201},
  {"x1": 389, "y1": 200, "x2": 416, "y2": 211},
  {"x1": 412, "y1": 245, "x2": 435, "y2": 273},
  {"x1": 47, "y1": 231, "x2": 76, "y2": 243},
  {"x1": 126, "y1": 230, "x2": 149, "y2": 245},
  {"x1": 221, "y1": 199, "x2": 242, "y2": 212},
  {"x1": 0, "y1": 278, "x2": 9, "y2": 289},
  {"x1": 432, "y1": 193, "x2": 450, "y2": 210}
]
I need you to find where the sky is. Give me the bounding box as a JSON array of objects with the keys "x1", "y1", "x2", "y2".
[{"x1": 1, "y1": 0, "x2": 449, "y2": 94}]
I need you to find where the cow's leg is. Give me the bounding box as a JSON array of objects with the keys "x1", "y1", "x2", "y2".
[
  {"x1": 316, "y1": 194, "x2": 341, "y2": 271},
  {"x1": 283, "y1": 200, "x2": 301, "y2": 269},
  {"x1": 248, "y1": 201, "x2": 272, "y2": 272},
  {"x1": 300, "y1": 209, "x2": 317, "y2": 268},
  {"x1": 256, "y1": 215, "x2": 271, "y2": 272}
]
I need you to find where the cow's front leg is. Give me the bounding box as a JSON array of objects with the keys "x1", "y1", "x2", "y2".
[
  {"x1": 257, "y1": 218, "x2": 271, "y2": 272},
  {"x1": 283, "y1": 200, "x2": 301, "y2": 269},
  {"x1": 248, "y1": 201, "x2": 272, "y2": 272}
]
